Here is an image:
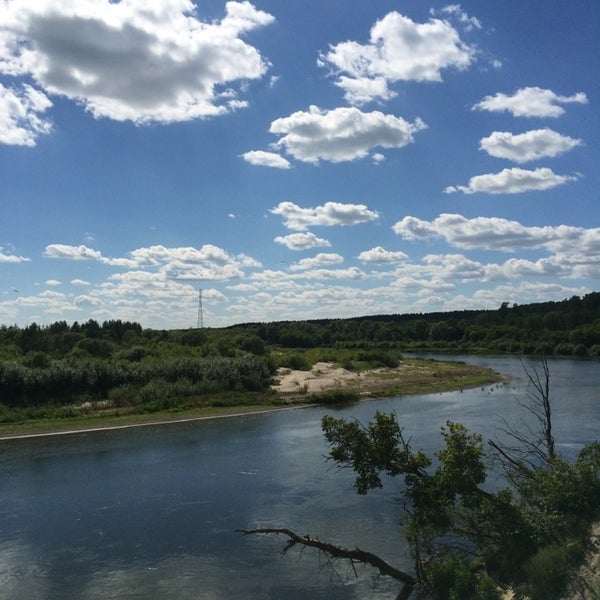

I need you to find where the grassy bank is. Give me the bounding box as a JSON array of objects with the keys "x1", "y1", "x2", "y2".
[{"x1": 0, "y1": 358, "x2": 502, "y2": 439}]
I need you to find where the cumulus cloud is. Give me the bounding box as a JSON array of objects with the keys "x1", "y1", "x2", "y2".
[
  {"x1": 45, "y1": 244, "x2": 105, "y2": 261},
  {"x1": 129, "y1": 244, "x2": 235, "y2": 267},
  {"x1": 421, "y1": 253, "x2": 484, "y2": 280},
  {"x1": 431, "y1": 5, "x2": 482, "y2": 32},
  {"x1": 479, "y1": 129, "x2": 582, "y2": 163},
  {"x1": 271, "y1": 201, "x2": 379, "y2": 231},
  {"x1": 241, "y1": 150, "x2": 291, "y2": 169},
  {"x1": 45, "y1": 242, "x2": 260, "y2": 282},
  {"x1": 45, "y1": 279, "x2": 61, "y2": 286},
  {"x1": 71, "y1": 279, "x2": 90, "y2": 286},
  {"x1": 473, "y1": 87, "x2": 588, "y2": 118},
  {"x1": 44, "y1": 244, "x2": 136, "y2": 267},
  {"x1": 294, "y1": 267, "x2": 364, "y2": 281},
  {"x1": 393, "y1": 213, "x2": 600, "y2": 253},
  {"x1": 73, "y1": 294, "x2": 103, "y2": 307},
  {"x1": 451, "y1": 283, "x2": 590, "y2": 312},
  {"x1": 288, "y1": 253, "x2": 344, "y2": 272},
  {"x1": 0, "y1": 83, "x2": 53, "y2": 146},
  {"x1": 274, "y1": 232, "x2": 331, "y2": 251},
  {"x1": 0, "y1": 0, "x2": 274, "y2": 123},
  {"x1": 444, "y1": 167, "x2": 578, "y2": 194},
  {"x1": 358, "y1": 246, "x2": 409, "y2": 264},
  {"x1": 269, "y1": 106, "x2": 426, "y2": 163},
  {"x1": 318, "y1": 10, "x2": 476, "y2": 104},
  {"x1": 0, "y1": 247, "x2": 30, "y2": 262}
]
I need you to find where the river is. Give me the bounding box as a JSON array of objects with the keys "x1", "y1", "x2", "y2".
[{"x1": 0, "y1": 356, "x2": 598, "y2": 599}]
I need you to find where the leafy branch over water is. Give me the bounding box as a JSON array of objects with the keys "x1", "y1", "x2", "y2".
[{"x1": 241, "y1": 357, "x2": 600, "y2": 599}]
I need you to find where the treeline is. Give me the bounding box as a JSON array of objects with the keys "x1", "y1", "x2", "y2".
[
  {"x1": 232, "y1": 292, "x2": 600, "y2": 357},
  {"x1": 0, "y1": 292, "x2": 599, "y2": 419},
  {"x1": 0, "y1": 319, "x2": 276, "y2": 419}
]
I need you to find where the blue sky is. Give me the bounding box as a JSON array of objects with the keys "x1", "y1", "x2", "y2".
[{"x1": 1, "y1": 0, "x2": 598, "y2": 329}]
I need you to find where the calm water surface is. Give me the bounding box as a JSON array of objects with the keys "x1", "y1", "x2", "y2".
[{"x1": 0, "y1": 356, "x2": 598, "y2": 599}]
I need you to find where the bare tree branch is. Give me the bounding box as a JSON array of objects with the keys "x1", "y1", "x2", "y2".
[
  {"x1": 489, "y1": 355, "x2": 556, "y2": 481},
  {"x1": 237, "y1": 527, "x2": 417, "y2": 591}
]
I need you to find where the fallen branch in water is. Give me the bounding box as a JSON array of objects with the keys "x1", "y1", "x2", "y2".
[{"x1": 237, "y1": 526, "x2": 416, "y2": 599}]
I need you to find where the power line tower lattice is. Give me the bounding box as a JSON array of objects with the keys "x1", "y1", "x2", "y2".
[{"x1": 197, "y1": 289, "x2": 204, "y2": 329}]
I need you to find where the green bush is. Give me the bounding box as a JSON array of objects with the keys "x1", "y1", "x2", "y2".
[
  {"x1": 309, "y1": 389, "x2": 359, "y2": 404},
  {"x1": 425, "y1": 557, "x2": 474, "y2": 600},
  {"x1": 23, "y1": 351, "x2": 51, "y2": 368},
  {"x1": 525, "y1": 542, "x2": 584, "y2": 600},
  {"x1": 280, "y1": 353, "x2": 310, "y2": 371}
]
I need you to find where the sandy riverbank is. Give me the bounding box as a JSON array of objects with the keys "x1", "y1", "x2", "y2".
[{"x1": 0, "y1": 358, "x2": 501, "y2": 441}]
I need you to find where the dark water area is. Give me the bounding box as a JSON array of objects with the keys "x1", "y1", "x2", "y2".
[{"x1": 0, "y1": 356, "x2": 598, "y2": 599}]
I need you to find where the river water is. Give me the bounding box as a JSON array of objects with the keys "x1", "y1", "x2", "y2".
[{"x1": 0, "y1": 356, "x2": 598, "y2": 599}]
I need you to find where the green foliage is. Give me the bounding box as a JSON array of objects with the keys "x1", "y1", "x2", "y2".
[
  {"x1": 278, "y1": 353, "x2": 311, "y2": 371},
  {"x1": 228, "y1": 291, "x2": 600, "y2": 356},
  {"x1": 322, "y1": 411, "x2": 431, "y2": 495},
  {"x1": 423, "y1": 557, "x2": 500, "y2": 600},
  {"x1": 320, "y1": 400, "x2": 600, "y2": 598},
  {"x1": 308, "y1": 389, "x2": 359, "y2": 405},
  {"x1": 525, "y1": 542, "x2": 585, "y2": 600},
  {"x1": 23, "y1": 351, "x2": 51, "y2": 368}
]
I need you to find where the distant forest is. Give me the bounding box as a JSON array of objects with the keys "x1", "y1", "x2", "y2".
[
  {"x1": 0, "y1": 292, "x2": 598, "y2": 418},
  {"x1": 231, "y1": 291, "x2": 600, "y2": 357}
]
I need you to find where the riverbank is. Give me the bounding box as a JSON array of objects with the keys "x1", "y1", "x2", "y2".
[{"x1": 0, "y1": 357, "x2": 503, "y2": 441}]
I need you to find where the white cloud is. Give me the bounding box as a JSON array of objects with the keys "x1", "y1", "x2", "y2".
[
  {"x1": 162, "y1": 261, "x2": 244, "y2": 281},
  {"x1": 0, "y1": 83, "x2": 52, "y2": 146},
  {"x1": 44, "y1": 243, "x2": 136, "y2": 267},
  {"x1": 472, "y1": 87, "x2": 588, "y2": 118},
  {"x1": 318, "y1": 11, "x2": 476, "y2": 104},
  {"x1": 0, "y1": 0, "x2": 274, "y2": 123},
  {"x1": 45, "y1": 242, "x2": 260, "y2": 282},
  {"x1": 444, "y1": 167, "x2": 578, "y2": 194},
  {"x1": 269, "y1": 106, "x2": 426, "y2": 163},
  {"x1": 452, "y1": 282, "x2": 590, "y2": 312},
  {"x1": 73, "y1": 295, "x2": 103, "y2": 307},
  {"x1": 241, "y1": 150, "x2": 291, "y2": 169},
  {"x1": 71, "y1": 279, "x2": 90, "y2": 286},
  {"x1": 393, "y1": 213, "x2": 600, "y2": 253},
  {"x1": 431, "y1": 5, "x2": 482, "y2": 32},
  {"x1": 422, "y1": 253, "x2": 484, "y2": 281},
  {"x1": 288, "y1": 253, "x2": 344, "y2": 272},
  {"x1": 358, "y1": 246, "x2": 409, "y2": 264},
  {"x1": 271, "y1": 201, "x2": 379, "y2": 231},
  {"x1": 479, "y1": 128, "x2": 582, "y2": 163},
  {"x1": 0, "y1": 247, "x2": 30, "y2": 262},
  {"x1": 293, "y1": 267, "x2": 364, "y2": 281},
  {"x1": 129, "y1": 244, "x2": 235, "y2": 267},
  {"x1": 45, "y1": 279, "x2": 61, "y2": 286},
  {"x1": 274, "y1": 232, "x2": 331, "y2": 251},
  {"x1": 44, "y1": 244, "x2": 105, "y2": 261}
]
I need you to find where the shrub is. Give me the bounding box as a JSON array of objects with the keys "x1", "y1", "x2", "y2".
[
  {"x1": 23, "y1": 351, "x2": 51, "y2": 369},
  {"x1": 525, "y1": 542, "x2": 584, "y2": 600},
  {"x1": 309, "y1": 389, "x2": 359, "y2": 404},
  {"x1": 280, "y1": 353, "x2": 310, "y2": 371}
]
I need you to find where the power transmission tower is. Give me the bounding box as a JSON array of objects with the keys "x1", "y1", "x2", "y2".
[{"x1": 197, "y1": 289, "x2": 204, "y2": 329}]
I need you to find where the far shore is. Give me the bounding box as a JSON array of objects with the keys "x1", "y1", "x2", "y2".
[{"x1": 0, "y1": 358, "x2": 503, "y2": 441}]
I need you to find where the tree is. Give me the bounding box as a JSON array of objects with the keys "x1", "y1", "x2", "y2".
[
  {"x1": 488, "y1": 356, "x2": 554, "y2": 486},
  {"x1": 240, "y1": 359, "x2": 600, "y2": 599}
]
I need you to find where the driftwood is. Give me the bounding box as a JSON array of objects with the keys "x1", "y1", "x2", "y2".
[{"x1": 237, "y1": 527, "x2": 416, "y2": 599}]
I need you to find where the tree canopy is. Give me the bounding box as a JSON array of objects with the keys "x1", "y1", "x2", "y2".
[{"x1": 241, "y1": 358, "x2": 600, "y2": 599}]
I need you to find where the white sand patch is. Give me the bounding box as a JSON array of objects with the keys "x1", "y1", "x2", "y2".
[{"x1": 272, "y1": 362, "x2": 363, "y2": 393}]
